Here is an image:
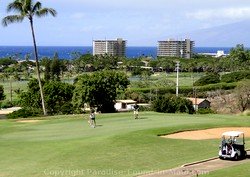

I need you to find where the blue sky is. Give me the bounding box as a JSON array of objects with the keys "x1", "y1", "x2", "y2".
[{"x1": 1, "y1": 0, "x2": 250, "y2": 46}]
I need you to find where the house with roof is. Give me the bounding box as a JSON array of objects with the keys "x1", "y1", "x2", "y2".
[
  {"x1": 187, "y1": 98, "x2": 211, "y2": 110},
  {"x1": 114, "y1": 100, "x2": 137, "y2": 111}
]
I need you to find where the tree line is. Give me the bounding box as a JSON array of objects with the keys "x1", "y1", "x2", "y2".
[{"x1": 0, "y1": 0, "x2": 249, "y2": 116}]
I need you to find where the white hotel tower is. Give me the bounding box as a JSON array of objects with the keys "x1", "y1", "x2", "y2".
[
  {"x1": 93, "y1": 38, "x2": 126, "y2": 57},
  {"x1": 157, "y1": 39, "x2": 194, "y2": 59}
]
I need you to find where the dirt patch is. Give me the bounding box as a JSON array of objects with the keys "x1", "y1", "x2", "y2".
[
  {"x1": 16, "y1": 120, "x2": 43, "y2": 123},
  {"x1": 162, "y1": 127, "x2": 250, "y2": 140}
]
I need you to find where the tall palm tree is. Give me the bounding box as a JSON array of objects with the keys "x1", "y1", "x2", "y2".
[{"x1": 2, "y1": 0, "x2": 57, "y2": 115}]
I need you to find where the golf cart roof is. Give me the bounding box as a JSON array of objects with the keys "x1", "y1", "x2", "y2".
[{"x1": 222, "y1": 131, "x2": 244, "y2": 137}]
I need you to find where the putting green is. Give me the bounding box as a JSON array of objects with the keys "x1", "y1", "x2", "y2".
[{"x1": 0, "y1": 112, "x2": 250, "y2": 177}]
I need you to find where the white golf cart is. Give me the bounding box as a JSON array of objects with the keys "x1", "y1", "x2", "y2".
[{"x1": 219, "y1": 131, "x2": 247, "y2": 160}]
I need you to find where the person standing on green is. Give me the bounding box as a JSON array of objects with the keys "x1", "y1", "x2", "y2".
[
  {"x1": 89, "y1": 108, "x2": 96, "y2": 128},
  {"x1": 133, "y1": 103, "x2": 139, "y2": 119}
]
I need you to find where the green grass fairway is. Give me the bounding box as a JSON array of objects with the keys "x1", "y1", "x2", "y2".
[
  {"x1": 202, "y1": 162, "x2": 250, "y2": 177},
  {"x1": 0, "y1": 80, "x2": 28, "y2": 101},
  {"x1": 0, "y1": 112, "x2": 250, "y2": 177}
]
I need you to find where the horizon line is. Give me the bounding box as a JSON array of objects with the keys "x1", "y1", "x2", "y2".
[{"x1": 0, "y1": 45, "x2": 238, "y2": 48}]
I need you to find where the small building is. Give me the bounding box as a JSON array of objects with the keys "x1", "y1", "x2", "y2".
[
  {"x1": 115, "y1": 100, "x2": 136, "y2": 111},
  {"x1": 187, "y1": 98, "x2": 211, "y2": 110}
]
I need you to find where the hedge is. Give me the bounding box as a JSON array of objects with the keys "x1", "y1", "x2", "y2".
[
  {"x1": 221, "y1": 71, "x2": 250, "y2": 83},
  {"x1": 126, "y1": 82, "x2": 237, "y2": 96}
]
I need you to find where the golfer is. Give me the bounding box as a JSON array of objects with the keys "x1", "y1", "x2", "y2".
[
  {"x1": 133, "y1": 103, "x2": 139, "y2": 119},
  {"x1": 89, "y1": 108, "x2": 96, "y2": 128}
]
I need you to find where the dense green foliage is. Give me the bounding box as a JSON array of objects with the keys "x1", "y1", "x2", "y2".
[
  {"x1": 7, "y1": 108, "x2": 42, "y2": 119},
  {"x1": 221, "y1": 70, "x2": 250, "y2": 83},
  {"x1": 42, "y1": 54, "x2": 63, "y2": 81},
  {"x1": 0, "y1": 100, "x2": 13, "y2": 109},
  {"x1": 196, "y1": 108, "x2": 216, "y2": 114},
  {"x1": 43, "y1": 81, "x2": 75, "y2": 114},
  {"x1": 72, "y1": 53, "x2": 120, "y2": 72},
  {"x1": 19, "y1": 79, "x2": 44, "y2": 109},
  {"x1": 72, "y1": 70, "x2": 129, "y2": 113},
  {"x1": 1, "y1": 44, "x2": 250, "y2": 116},
  {"x1": 2, "y1": 0, "x2": 57, "y2": 115},
  {"x1": 19, "y1": 79, "x2": 74, "y2": 115},
  {"x1": 0, "y1": 58, "x2": 17, "y2": 67},
  {"x1": 194, "y1": 73, "x2": 220, "y2": 86},
  {"x1": 0, "y1": 85, "x2": 5, "y2": 101},
  {"x1": 152, "y1": 94, "x2": 194, "y2": 114},
  {"x1": 126, "y1": 82, "x2": 237, "y2": 101}
]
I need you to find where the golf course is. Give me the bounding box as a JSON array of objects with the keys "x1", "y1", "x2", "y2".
[{"x1": 1, "y1": 112, "x2": 250, "y2": 177}]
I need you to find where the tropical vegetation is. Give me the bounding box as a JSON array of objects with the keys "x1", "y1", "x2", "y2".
[
  {"x1": 2, "y1": 0, "x2": 57, "y2": 115},
  {"x1": 0, "y1": 44, "x2": 250, "y2": 116}
]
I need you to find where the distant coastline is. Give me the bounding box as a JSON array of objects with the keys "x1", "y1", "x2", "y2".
[{"x1": 0, "y1": 46, "x2": 233, "y2": 59}]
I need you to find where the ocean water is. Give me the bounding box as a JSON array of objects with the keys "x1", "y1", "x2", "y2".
[{"x1": 0, "y1": 46, "x2": 232, "y2": 59}]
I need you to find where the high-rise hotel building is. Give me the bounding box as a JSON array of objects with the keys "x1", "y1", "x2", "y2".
[
  {"x1": 157, "y1": 39, "x2": 194, "y2": 59},
  {"x1": 93, "y1": 38, "x2": 126, "y2": 57}
]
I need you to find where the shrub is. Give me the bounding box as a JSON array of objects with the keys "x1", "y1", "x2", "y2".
[
  {"x1": 138, "y1": 105, "x2": 153, "y2": 112},
  {"x1": 175, "y1": 97, "x2": 195, "y2": 114},
  {"x1": 6, "y1": 108, "x2": 42, "y2": 119},
  {"x1": 221, "y1": 71, "x2": 250, "y2": 83},
  {"x1": 152, "y1": 95, "x2": 194, "y2": 114},
  {"x1": 0, "y1": 100, "x2": 13, "y2": 109},
  {"x1": 126, "y1": 82, "x2": 237, "y2": 100},
  {"x1": 0, "y1": 85, "x2": 5, "y2": 101},
  {"x1": 241, "y1": 110, "x2": 250, "y2": 116},
  {"x1": 60, "y1": 102, "x2": 74, "y2": 115},
  {"x1": 19, "y1": 79, "x2": 75, "y2": 115},
  {"x1": 43, "y1": 81, "x2": 75, "y2": 115},
  {"x1": 194, "y1": 73, "x2": 220, "y2": 86},
  {"x1": 197, "y1": 108, "x2": 215, "y2": 114},
  {"x1": 73, "y1": 70, "x2": 129, "y2": 113}
]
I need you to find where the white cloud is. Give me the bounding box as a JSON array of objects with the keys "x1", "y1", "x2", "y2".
[{"x1": 186, "y1": 7, "x2": 250, "y2": 21}]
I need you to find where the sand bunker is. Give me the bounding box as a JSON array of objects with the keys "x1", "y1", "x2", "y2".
[
  {"x1": 162, "y1": 127, "x2": 250, "y2": 140},
  {"x1": 16, "y1": 120, "x2": 43, "y2": 123}
]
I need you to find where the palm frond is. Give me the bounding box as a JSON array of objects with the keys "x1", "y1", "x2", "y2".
[
  {"x1": 2, "y1": 15, "x2": 24, "y2": 27},
  {"x1": 7, "y1": 1, "x2": 23, "y2": 13},
  {"x1": 35, "y1": 8, "x2": 57, "y2": 18},
  {"x1": 32, "y1": 1, "x2": 42, "y2": 12},
  {"x1": 24, "y1": 0, "x2": 32, "y2": 12}
]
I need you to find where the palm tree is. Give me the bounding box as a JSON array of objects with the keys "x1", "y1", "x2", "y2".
[{"x1": 2, "y1": 0, "x2": 57, "y2": 115}]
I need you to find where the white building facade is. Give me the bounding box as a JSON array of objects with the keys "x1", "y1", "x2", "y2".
[
  {"x1": 93, "y1": 38, "x2": 126, "y2": 57},
  {"x1": 157, "y1": 39, "x2": 194, "y2": 59}
]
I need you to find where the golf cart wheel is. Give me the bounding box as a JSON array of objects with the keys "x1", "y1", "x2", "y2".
[
  {"x1": 234, "y1": 154, "x2": 238, "y2": 161},
  {"x1": 219, "y1": 156, "x2": 224, "y2": 160}
]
